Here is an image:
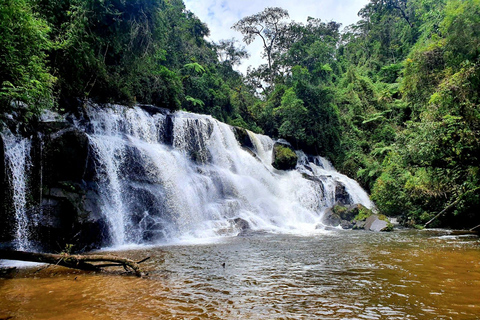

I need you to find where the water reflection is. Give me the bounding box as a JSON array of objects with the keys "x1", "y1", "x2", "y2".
[{"x1": 1, "y1": 229, "x2": 479, "y2": 319}]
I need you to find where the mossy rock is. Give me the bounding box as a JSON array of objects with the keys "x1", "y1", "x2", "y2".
[
  {"x1": 324, "y1": 204, "x2": 390, "y2": 231},
  {"x1": 272, "y1": 143, "x2": 298, "y2": 170},
  {"x1": 353, "y1": 205, "x2": 375, "y2": 221}
]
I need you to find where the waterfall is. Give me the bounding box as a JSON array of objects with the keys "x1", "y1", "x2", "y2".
[
  {"x1": 1, "y1": 104, "x2": 376, "y2": 250},
  {"x1": 80, "y1": 105, "x2": 374, "y2": 245},
  {"x1": 2, "y1": 132, "x2": 33, "y2": 250},
  {"x1": 297, "y1": 152, "x2": 375, "y2": 210},
  {"x1": 85, "y1": 106, "x2": 169, "y2": 245}
]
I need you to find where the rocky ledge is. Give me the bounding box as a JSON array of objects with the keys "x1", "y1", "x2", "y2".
[{"x1": 320, "y1": 204, "x2": 394, "y2": 232}]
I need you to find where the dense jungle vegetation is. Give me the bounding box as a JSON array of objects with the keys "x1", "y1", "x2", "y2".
[{"x1": 1, "y1": 0, "x2": 479, "y2": 228}]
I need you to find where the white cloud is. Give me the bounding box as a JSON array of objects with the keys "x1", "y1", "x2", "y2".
[{"x1": 184, "y1": 0, "x2": 370, "y2": 73}]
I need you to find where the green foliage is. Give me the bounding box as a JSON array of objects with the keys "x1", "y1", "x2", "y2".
[
  {"x1": 0, "y1": 0, "x2": 55, "y2": 116},
  {"x1": 354, "y1": 206, "x2": 374, "y2": 222},
  {"x1": 1, "y1": 0, "x2": 256, "y2": 123},
  {"x1": 184, "y1": 63, "x2": 206, "y2": 74}
]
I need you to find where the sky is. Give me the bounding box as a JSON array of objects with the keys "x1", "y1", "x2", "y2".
[{"x1": 184, "y1": 0, "x2": 370, "y2": 73}]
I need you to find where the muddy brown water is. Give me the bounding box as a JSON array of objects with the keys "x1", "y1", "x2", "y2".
[{"x1": 1, "y1": 229, "x2": 479, "y2": 319}]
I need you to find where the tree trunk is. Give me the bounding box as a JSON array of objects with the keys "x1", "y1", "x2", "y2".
[{"x1": 0, "y1": 250, "x2": 148, "y2": 277}]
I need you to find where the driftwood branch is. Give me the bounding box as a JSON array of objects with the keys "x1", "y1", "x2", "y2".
[
  {"x1": 0, "y1": 250, "x2": 149, "y2": 277},
  {"x1": 470, "y1": 224, "x2": 480, "y2": 232}
]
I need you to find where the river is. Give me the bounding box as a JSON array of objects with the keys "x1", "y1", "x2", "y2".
[{"x1": 1, "y1": 229, "x2": 479, "y2": 319}]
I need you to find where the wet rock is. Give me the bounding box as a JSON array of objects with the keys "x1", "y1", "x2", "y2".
[
  {"x1": 120, "y1": 145, "x2": 151, "y2": 183},
  {"x1": 30, "y1": 122, "x2": 107, "y2": 251},
  {"x1": 322, "y1": 207, "x2": 341, "y2": 226},
  {"x1": 232, "y1": 126, "x2": 254, "y2": 149},
  {"x1": 322, "y1": 204, "x2": 375, "y2": 230},
  {"x1": 162, "y1": 114, "x2": 174, "y2": 145},
  {"x1": 334, "y1": 182, "x2": 352, "y2": 206},
  {"x1": 272, "y1": 143, "x2": 298, "y2": 170},
  {"x1": 340, "y1": 220, "x2": 355, "y2": 229},
  {"x1": 0, "y1": 134, "x2": 15, "y2": 243},
  {"x1": 180, "y1": 118, "x2": 213, "y2": 164},
  {"x1": 123, "y1": 183, "x2": 171, "y2": 242},
  {"x1": 37, "y1": 180, "x2": 107, "y2": 251},
  {"x1": 232, "y1": 218, "x2": 250, "y2": 235},
  {"x1": 364, "y1": 215, "x2": 393, "y2": 232},
  {"x1": 353, "y1": 220, "x2": 367, "y2": 230},
  {"x1": 42, "y1": 127, "x2": 89, "y2": 185},
  {"x1": 137, "y1": 104, "x2": 170, "y2": 116}
]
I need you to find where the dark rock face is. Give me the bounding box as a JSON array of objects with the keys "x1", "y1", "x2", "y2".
[
  {"x1": 37, "y1": 124, "x2": 107, "y2": 251},
  {"x1": 334, "y1": 182, "x2": 352, "y2": 206},
  {"x1": 42, "y1": 128, "x2": 89, "y2": 185},
  {"x1": 272, "y1": 143, "x2": 298, "y2": 170},
  {"x1": 0, "y1": 134, "x2": 15, "y2": 243},
  {"x1": 0, "y1": 118, "x2": 109, "y2": 252},
  {"x1": 232, "y1": 126, "x2": 254, "y2": 149},
  {"x1": 123, "y1": 183, "x2": 171, "y2": 242},
  {"x1": 137, "y1": 104, "x2": 170, "y2": 116},
  {"x1": 37, "y1": 186, "x2": 107, "y2": 252},
  {"x1": 179, "y1": 118, "x2": 214, "y2": 163},
  {"x1": 163, "y1": 114, "x2": 175, "y2": 146}
]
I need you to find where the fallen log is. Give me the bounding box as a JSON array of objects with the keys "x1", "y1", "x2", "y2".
[{"x1": 0, "y1": 250, "x2": 149, "y2": 277}]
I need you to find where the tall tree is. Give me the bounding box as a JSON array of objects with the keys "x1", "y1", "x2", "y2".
[
  {"x1": 232, "y1": 7, "x2": 289, "y2": 86},
  {"x1": 214, "y1": 38, "x2": 249, "y2": 68}
]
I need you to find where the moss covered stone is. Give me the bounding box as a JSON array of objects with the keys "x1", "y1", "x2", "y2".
[{"x1": 272, "y1": 143, "x2": 298, "y2": 170}]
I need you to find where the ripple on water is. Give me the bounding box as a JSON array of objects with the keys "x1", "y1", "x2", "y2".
[{"x1": 1, "y1": 230, "x2": 479, "y2": 319}]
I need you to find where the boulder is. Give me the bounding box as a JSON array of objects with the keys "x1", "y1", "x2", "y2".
[
  {"x1": 322, "y1": 204, "x2": 376, "y2": 230},
  {"x1": 231, "y1": 218, "x2": 250, "y2": 236},
  {"x1": 322, "y1": 207, "x2": 341, "y2": 226},
  {"x1": 233, "y1": 217, "x2": 250, "y2": 231},
  {"x1": 364, "y1": 215, "x2": 393, "y2": 232},
  {"x1": 340, "y1": 220, "x2": 355, "y2": 229},
  {"x1": 272, "y1": 143, "x2": 298, "y2": 170}
]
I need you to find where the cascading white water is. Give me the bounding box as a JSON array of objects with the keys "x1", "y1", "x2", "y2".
[
  {"x1": 85, "y1": 106, "x2": 168, "y2": 245},
  {"x1": 2, "y1": 132, "x2": 33, "y2": 250},
  {"x1": 80, "y1": 105, "x2": 374, "y2": 245},
  {"x1": 296, "y1": 152, "x2": 375, "y2": 210}
]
